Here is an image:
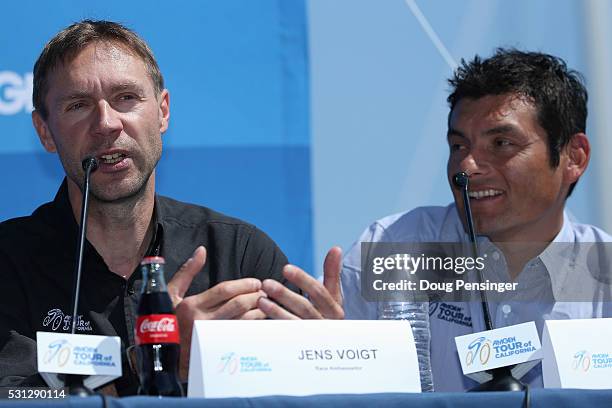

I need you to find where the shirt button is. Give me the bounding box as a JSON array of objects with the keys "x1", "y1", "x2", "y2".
[{"x1": 502, "y1": 304, "x2": 512, "y2": 315}]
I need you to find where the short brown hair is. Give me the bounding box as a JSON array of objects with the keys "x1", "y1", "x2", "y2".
[{"x1": 33, "y1": 19, "x2": 164, "y2": 119}]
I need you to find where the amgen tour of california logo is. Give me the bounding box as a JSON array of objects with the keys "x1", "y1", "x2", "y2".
[
  {"x1": 218, "y1": 352, "x2": 239, "y2": 375},
  {"x1": 573, "y1": 350, "x2": 591, "y2": 372},
  {"x1": 44, "y1": 339, "x2": 71, "y2": 367},
  {"x1": 217, "y1": 352, "x2": 272, "y2": 374},
  {"x1": 466, "y1": 337, "x2": 492, "y2": 367},
  {"x1": 572, "y1": 350, "x2": 612, "y2": 372}
]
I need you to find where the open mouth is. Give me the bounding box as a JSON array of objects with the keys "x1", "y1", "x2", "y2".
[
  {"x1": 99, "y1": 153, "x2": 126, "y2": 164},
  {"x1": 468, "y1": 189, "x2": 503, "y2": 200}
]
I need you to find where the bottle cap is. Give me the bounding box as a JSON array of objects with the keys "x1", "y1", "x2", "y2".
[{"x1": 141, "y1": 256, "x2": 165, "y2": 265}]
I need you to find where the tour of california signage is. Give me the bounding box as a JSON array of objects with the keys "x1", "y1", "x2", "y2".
[
  {"x1": 455, "y1": 321, "x2": 542, "y2": 383},
  {"x1": 37, "y1": 332, "x2": 121, "y2": 389},
  {"x1": 542, "y1": 318, "x2": 612, "y2": 389},
  {"x1": 188, "y1": 320, "x2": 422, "y2": 397}
]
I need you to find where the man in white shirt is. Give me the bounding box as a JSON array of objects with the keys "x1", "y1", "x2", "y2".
[{"x1": 341, "y1": 48, "x2": 612, "y2": 391}]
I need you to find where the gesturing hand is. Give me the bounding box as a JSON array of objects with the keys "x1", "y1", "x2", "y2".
[
  {"x1": 258, "y1": 246, "x2": 344, "y2": 320},
  {"x1": 167, "y1": 246, "x2": 267, "y2": 379}
]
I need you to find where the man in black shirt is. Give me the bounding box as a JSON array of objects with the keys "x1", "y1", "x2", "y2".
[{"x1": 0, "y1": 20, "x2": 343, "y2": 395}]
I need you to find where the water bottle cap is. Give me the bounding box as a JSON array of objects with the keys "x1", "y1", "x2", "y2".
[{"x1": 141, "y1": 256, "x2": 165, "y2": 265}]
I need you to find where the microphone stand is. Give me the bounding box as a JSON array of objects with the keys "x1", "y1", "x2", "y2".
[
  {"x1": 453, "y1": 172, "x2": 525, "y2": 392},
  {"x1": 65, "y1": 157, "x2": 98, "y2": 397}
]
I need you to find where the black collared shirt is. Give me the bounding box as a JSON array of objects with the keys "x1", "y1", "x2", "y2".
[{"x1": 0, "y1": 180, "x2": 288, "y2": 395}]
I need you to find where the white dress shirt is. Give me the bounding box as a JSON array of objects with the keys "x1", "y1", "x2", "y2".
[{"x1": 341, "y1": 204, "x2": 612, "y2": 391}]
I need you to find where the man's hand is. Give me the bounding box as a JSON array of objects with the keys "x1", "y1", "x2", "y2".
[
  {"x1": 167, "y1": 246, "x2": 267, "y2": 380},
  {"x1": 258, "y1": 246, "x2": 344, "y2": 319}
]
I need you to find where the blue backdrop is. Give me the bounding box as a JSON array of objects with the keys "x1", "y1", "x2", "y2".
[{"x1": 0, "y1": 0, "x2": 313, "y2": 272}]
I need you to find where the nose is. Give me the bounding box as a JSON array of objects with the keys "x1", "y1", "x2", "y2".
[
  {"x1": 93, "y1": 100, "x2": 123, "y2": 136},
  {"x1": 458, "y1": 146, "x2": 490, "y2": 178},
  {"x1": 459, "y1": 153, "x2": 479, "y2": 176}
]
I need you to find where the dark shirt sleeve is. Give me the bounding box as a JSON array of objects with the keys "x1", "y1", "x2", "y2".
[
  {"x1": 0, "y1": 333, "x2": 45, "y2": 387},
  {"x1": 241, "y1": 226, "x2": 289, "y2": 282},
  {"x1": 0, "y1": 251, "x2": 44, "y2": 386}
]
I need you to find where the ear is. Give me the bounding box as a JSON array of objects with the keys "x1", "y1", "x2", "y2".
[
  {"x1": 563, "y1": 133, "x2": 590, "y2": 185},
  {"x1": 32, "y1": 110, "x2": 57, "y2": 153},
  {"x1": 158, "y1": 89, "x2": 170, "y2": 133}
]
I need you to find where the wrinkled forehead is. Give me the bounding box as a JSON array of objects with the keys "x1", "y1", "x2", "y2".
[
  {"x1": 45, "y1": 41, "x2": 152, "y2": 95},
  {"x1": 53, "y1": 40, "x2": 144, "y2": 75},
  {"x1": 448, "y1": 93, "x2": 538, "y2": 127}
]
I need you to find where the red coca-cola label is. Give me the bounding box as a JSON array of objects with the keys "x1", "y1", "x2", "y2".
[{"x1": 135, "y1": 314, "x2": 180, "y2": 345}]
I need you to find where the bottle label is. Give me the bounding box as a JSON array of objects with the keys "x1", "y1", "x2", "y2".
[{"x1": 135, "y1": 314, "x2": 180, "y2": 345}]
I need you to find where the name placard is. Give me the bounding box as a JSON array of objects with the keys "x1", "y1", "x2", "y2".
[
  {"x1": 36, "y1": 332, "x2": 121, "y2": 389},
  {"x1": 454, "y1": 321, "x2": 542, "y2": 377},
  {"x1": 188, "y1": 320, "x2": 421, "y2": 398},
  {"x1": 542, "y1": 318, "x2": 612, "y2": 389}
]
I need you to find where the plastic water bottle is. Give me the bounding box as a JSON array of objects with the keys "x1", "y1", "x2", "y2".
[{"x1": 378, "y1": 302, "x2": 434, "y2": 392}]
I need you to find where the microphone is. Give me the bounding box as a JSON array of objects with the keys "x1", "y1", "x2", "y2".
[
  {"x1": 82, "y1": 156, "x2": 98, "y2": 173},
  {"x1": 452, "y1": 172, "x2": 525, "y2": 392},
  {"x1": 71, "y1": 157, "x2": 98, "y2": 334},
  {"x1": 452, "y1": 172, "x2": 469, "y2": 188},
  {"x1": 37, "y1": 157, "x2": 121, "y2": 393},
  {"x1": 65, "y1": 157, "x2": 98, "y2": 396},
  {"x1": 452, "y1": 172, "x2": 493, "y2": 331}
]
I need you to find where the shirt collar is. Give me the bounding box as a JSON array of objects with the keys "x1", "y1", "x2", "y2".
[
  {"x1": 50, "y1": 178, "x2": 164, "y2": 262},
  {"x1": 447, "y1": 202, "x2": 578, "y2": 298},
  {"x1": 146, "y1": 196, "x2": 164, "y2": 257},
  {"x1": 552, "y1": 210, "x2": 575, "y2": 244},
  {"x1": 538, "y1": 211, "x2": 577, "y2": 299}
]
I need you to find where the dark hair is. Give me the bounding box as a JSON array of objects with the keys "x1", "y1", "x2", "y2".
[
  {"x1": 33, "y1": 19, "x2": 164, "y2": 119},
  {"x1": 447, "y1": 48, "x2": 588, "y2": 197}
]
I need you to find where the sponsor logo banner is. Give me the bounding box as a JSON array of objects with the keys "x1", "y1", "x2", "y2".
[
  {"x1": 455, "y1": 321, "x2": 542, "y2": 375},
  {"x1": 37, "y1": 332, "x2": 121, "y2": 375}
]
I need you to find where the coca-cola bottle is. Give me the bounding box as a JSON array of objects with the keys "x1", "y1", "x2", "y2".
[{"x1": 134, "y1": 256, "x2": 183, "y2": 396}]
